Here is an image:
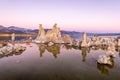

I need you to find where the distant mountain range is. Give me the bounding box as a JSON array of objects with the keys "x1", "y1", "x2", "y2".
[
  {"x1": 0, "y1": 25, "x2": 120, "y2": 39},
  {"x1": 0, "y1": 25, "x2": 38, "y2": 34}
]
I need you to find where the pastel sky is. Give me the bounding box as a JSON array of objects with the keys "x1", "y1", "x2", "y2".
[{"x1": 0, "y1": 0, "x2": 120, "y2": 32}]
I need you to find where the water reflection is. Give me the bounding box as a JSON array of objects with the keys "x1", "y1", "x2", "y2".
[
  {"x1": 81, "y1": 47, "x2": 91, "y2": 62},
  {"x1": 38, "y1": 44, "x2": 61, "y2": 58},
  {"x1": 38, "y1": 44, "x2": 113, "y2": 61},
  {"x1": 38, "y1": 44, "x2": 118, "y2": 76},
  {"x1": 39, "y1": 44, "x2": 45, "y2": 57},
  {"x1": 62, "y1": 44, "x2": 72, "y2": 50},
  {"x1": 116, "y1": 46, "x2": 120, "y2": 57},
  {"x1": 38, "y1": 44, "x2": 92, "y2": 60},
  {"x1": 97, "y1": 58, "x2": 114, "y2": 75},
  {"x1": 0, "y1": 42, "x2": 119, "y2": 79}
]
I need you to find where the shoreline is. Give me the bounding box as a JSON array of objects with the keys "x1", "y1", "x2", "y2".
[{"x1": 0, "y1": 33, "x2": 37, "y2": 37}]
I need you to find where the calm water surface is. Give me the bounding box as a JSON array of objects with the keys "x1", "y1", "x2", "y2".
[
  {"x1": 0, "y1": 43, "x2": 120, "y2": 80},
  {"x1": 0, "y1": 36, "x2": 120, "y2": 80}
]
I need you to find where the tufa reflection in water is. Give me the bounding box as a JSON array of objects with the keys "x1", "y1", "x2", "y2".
[
  {"x1": 116, "y1": 46, "x2": 120, "y2": 57},
  {"x1": 38, "y1": 43, "x2": 92, "y2": 61},
  {"x1": 38, "y1": 43, "x2": 120, "y2": 59},
  {"x1": 38, "y1": 44, "x2": 61, "y2": 58},
  {"x1": 81, "y1": 47, "x2": 91, "y2": 62}
]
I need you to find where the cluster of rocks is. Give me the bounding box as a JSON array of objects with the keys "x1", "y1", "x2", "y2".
[
  {"x1": 35, "y1": 24, "x2": 72, "y2": 44},
  {"x1": 0, "y1": 43, "x2": 26, "y2": 58},
  {"x1": 0, "y1": 41, "x2": 7, "y2": 48},
  {"x1": 70, "y1": 32, "x2": 120, "y2": 48},
  {"x1": 35, "y1": 24, "x2": 120, "y2": 48}
]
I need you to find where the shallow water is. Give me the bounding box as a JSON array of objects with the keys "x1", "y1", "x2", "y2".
[{"x1": 0, "y1": 43, "x2": 120, "y2": 80}]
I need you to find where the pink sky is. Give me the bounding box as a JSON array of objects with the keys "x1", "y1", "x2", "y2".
[{"x1": 0, "y1": 0, "x2": 120, "y2": 32}]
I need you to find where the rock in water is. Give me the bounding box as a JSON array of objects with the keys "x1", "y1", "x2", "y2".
[
  {"x1": 11, "y1": 33, "x2": 15, "y2": 41},
  {"x1": 62, "y1": 35, "x2": 72, "y2": 44},
  {"x1": 97, "y1": 55, "x2": 112, "y2": 65},
  {"x1": 46, "y1": 23, "x2": 62, "y2": 43},
  {"x1": 106, "y1": 43, "x2": 116, "y2": 57},
  {"x1": 0, "y1": 44, "x2": 26, "y2": 58},
  {"x1": 97, "y1": 43, "x2": 116, "y2": 65},
  {"x1": 83, "y1": 32, "x2": 87, "y2": 42},
  {"x1": 81, "y1": 32, "x2": 88, "y2": 47},
  {"x1": 35, "y1": 24, "x2": 46, "y2": 43},
  {"x1": 35, "y1": 23, "x2": 71, "y2": 44}
]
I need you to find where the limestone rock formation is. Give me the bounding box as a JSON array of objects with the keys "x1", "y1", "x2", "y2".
[
  {"x1": 45, "y1": 23, "x2": 62, "y2": 43},
  {"x1": 97, "y1": 43, "x2": 116, "y2": 65},
  {"x1": 11, "y1": 33, "x2": 15, "y2": 41},
  {"x1": 81, "y1": 32, "x2": 88, "y2": 47},
  {"x1": 83, "y1": 32, "x2": 87, "y2": 42},
  {"x1": 62, "y1": 35, "x2": 72, "y2": 44},
  {"x1": 0, "y1": 44, "x2": 26, "y2": 58},
  {"x1": 35, "y1": 23, "x2": 72, "y2": 44},
  {"x1": 97, "y1": 55, "x2": 112, "y2": 65},
  {"x1": 106, "y1": 43, "x2": 116, "y2": 57},
  {"x1": 35, "y1": 24, "x2": 46, "y2": 43}
]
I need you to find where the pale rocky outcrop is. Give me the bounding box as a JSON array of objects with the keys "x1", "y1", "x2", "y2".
[
  {"x1": 62, "y1": 35, "x2": 72, "y2": 44},
  {"x1": 35, "y1": 23, "x2": 71, "y2": 44},
  {"x1": 46, "y1": 23, "x2": 62, "y2": 43},
  {"x1": 106, "y1": 43, "x2": 116, "y2": 57},
  {"x1": 97, "y1": 43, "x2": 116, "y2": 65},
  {"x1": 11, "y1": 33, "x2": 15, "y2": 41},
  {"x1": 35, "y1": 24, "x2": 46, "y2": 43},
  {"x1": 0, "y1": 44, "x2": 26, "y2": 57},
  {"x1": 81, "y1": 32, "x2": 88, "y2": 47},
  {"x1": 97, "y1": 55, "x2": 112, "y2": 65}
]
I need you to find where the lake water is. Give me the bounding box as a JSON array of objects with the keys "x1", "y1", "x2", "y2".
[{"x1": 0, "y1": 36, "x2": 120, "y2": 80}]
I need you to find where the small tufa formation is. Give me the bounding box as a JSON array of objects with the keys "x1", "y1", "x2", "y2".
[
  {"x1": 106, "y1": 43, "x2": 116, "y2": 57},
  {"x1": 97, "y1": 55, "x2": 112, "y2": 65},
  {"x1": 35, "y1": 24, "x2": 46, "y2": 43},
  {"x1": 45, "y1": 23, "x2": 62, "y2": 43},
  {"x1": 35, "y1": 23, "x2": 72, "y2": 44},
  {"x1": 81, "y1": 32, "x2": 89, "y2": 47},
  {"x1": 97, "y1": 43, "x2": 116, "y2": 65},
  {"x1": 0, "y1": 43, "x2": 26, "y2": 58},
  {"x1": 11, "y1": 33, "x2": 15, "y2": 41}
]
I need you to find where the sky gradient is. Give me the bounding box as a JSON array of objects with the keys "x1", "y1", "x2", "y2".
[{"x1": 0, "y1": 0, "x2": 120, "y2": 32}]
